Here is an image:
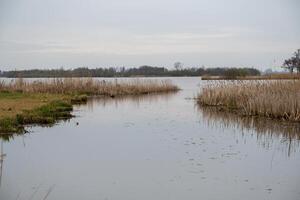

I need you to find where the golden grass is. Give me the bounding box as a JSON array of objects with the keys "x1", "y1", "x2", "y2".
[
  {"x1": 0, "y1": 91, "x2": 85, "y2": 133},
  {"x1": 0, "y1": 78, "x2": 179, "y2": 96},
  {"x1": 0, "y1": 92, "x2": 70, "y2": 119},
  {"x1": 198, "y1": 80, "x2": 300, "y2": 122}
]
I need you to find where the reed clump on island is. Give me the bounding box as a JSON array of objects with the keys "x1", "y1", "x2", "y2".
[
  {"x1": 0, "y1": 78, "x2": 179, "y2": 133},
  {"x1": 0, "y1": 78, "x2": 179, "y2": 96},
  {"x1": 201, "y1": 72, "x2": 300, "y2": 80},
  {"x1": 198, "y1": 80, "x2": 300, "y2": 122}
]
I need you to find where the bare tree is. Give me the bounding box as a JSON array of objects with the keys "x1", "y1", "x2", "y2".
[
  {"x1": 283, "y1": 49, "x2": 300, "y2": 73},
  {"x1": 174, "y1": 62, "x2": 183, "y2": 71},
  {"x1": 295, "y1": 49, "x2": 300, "y2": 73}
]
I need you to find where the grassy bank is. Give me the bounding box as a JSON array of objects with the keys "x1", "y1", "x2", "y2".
[
  {"x1": 0, "y1": 92, "x2": 87, "y2": 133},
  {"x1": 0, "y1": 78, "x2": 179, "y2": 134},
  {"x1": 201, "y1": 73, "x2": 300, "y2": 80},
  {"x1": 197, "y1": 80, "x2": 300, "y2": 122}
]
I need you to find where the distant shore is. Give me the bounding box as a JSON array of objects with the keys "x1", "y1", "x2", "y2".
[{"x1": 0, "y1": 66, "x2": 261, "y2": 78}]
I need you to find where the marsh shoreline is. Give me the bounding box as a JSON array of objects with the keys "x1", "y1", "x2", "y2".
[{"x1": 0, "y1": 78, "x2": 179, "y2": 134}]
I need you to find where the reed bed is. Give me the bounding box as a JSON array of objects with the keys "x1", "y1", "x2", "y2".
[
  {"x1": 0, "y1": 78, "x2": 179, "y2": 96},
  {"x1": 202, "y1": 73, "x2": 300, "y2": 80},
  {"x1": 198, "y1": 80, "x2": 300, "y2": 122}
]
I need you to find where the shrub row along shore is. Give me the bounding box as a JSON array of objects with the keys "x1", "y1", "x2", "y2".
[
  {"x1": 198, "y1": 80, "x2": 300, "y2": 122},
  {"x1": 0, "y1": 78, "x2": 179, "y2": 134}
]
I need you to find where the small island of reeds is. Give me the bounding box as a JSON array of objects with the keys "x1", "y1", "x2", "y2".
[
  {"x1": 198, "y1": 80, "x2": 300, "y2": 122},
  {"x1": 0, "y1": 78, "x2": 179, "y2": 134},
  {"x1": 201, "y1": 73, "x2": 300, "y2": 80}
]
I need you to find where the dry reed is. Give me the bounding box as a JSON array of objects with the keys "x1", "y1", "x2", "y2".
[
  {"x1": 198, "y1": 80, "x2": 300, "y2": 122},
  {"x1": 0, "y1": 78, "x2": 179, "y2": 96},
  {"x1": 202, "y1": 73, "x2": 300, "y2": 80}
]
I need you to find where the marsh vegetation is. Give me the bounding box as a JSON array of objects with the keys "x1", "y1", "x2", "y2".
[
  {"x1": 0, "y1": 92, "x2": 77, "y2": 133},
  {"x1": 201, "y1": 73, "x2": 300, "y2": 80},
  {"x1": 0, "y1": 78, "x2": 179, "y2": 96},
  {"x1": 198, "y1": 80, "x2": 300, "y2": 122}
]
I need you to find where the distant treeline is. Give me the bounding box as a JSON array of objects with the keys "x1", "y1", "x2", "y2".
[{"x1": 0, "y1": 66, "x2": 261, "y2": 78}]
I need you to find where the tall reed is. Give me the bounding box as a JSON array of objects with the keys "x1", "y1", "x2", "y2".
[
  {"x1": 0, "y1": 78, "x2": 179, "y2": 96},
  {"x1": 198, "y1": 80, "x2": 300, "y2": 122}
]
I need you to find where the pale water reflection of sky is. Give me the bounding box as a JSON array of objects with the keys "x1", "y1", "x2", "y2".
[{"x1": 0, "y1": 0, "x2": 299, "y2": 70}]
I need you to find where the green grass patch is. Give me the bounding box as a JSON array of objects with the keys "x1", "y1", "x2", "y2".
[
  {"x1": 0, "y1": 91, "x2": 80, "y2": 134},
  {"x1": 17, "y1": 100, "x2": 73, "y2": 125},
  {"x1": 0, "y1": 117, "x2": 24, "y2": 133},
  {"x1": 0, "y1": 100, "x2": 73, "y2": 133},
  {"x1": 70, "y1": 94, "x2": 88, "y2": 104},
  {"x1": 0, "y1": 91, "x2": 27, "y2": 99}
]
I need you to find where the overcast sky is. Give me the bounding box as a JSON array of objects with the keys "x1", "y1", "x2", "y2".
[{"x1": 0, "y1": 0, "x2": 299, "y2": 70}]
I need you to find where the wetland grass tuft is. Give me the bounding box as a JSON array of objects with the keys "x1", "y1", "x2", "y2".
[
  {"x1": 0, "y1": 99, "x2": 73, "y2": 133},
  {"x1": 0, "y1": 78, "x2": 179, "y2": 96},
  {"x1": 0, "y1": 117, "x2": 24, "y2": 134},
  {"x1": 198, "y1": 80, "x2": 300, "y2": 122},
  {"x1": 201, "y1": 73, "x2": 300, "y2": 80}
]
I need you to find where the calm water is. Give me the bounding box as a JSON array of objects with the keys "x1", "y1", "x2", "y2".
[{"x1": 0, "y1": 77, "x2": 300, "y2": 200}]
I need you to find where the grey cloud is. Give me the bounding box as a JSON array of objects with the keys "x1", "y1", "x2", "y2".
[{"x1": 0, "y1": 0, "x2": 299, "y2": 70}]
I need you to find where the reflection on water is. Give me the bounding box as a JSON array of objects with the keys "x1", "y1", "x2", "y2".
[
  {"x1": 198, "y1": 106, "x2": 300, "y2": 156},
  {"x1": 0, "y1": 134, "x2": 14, "y2": 142},
  {"x1": 0, "y1": 141, "x2": 6, "y2": 187},
  {"x1": 82, "y1": 92, "x2": 177, "y2": 110}
]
